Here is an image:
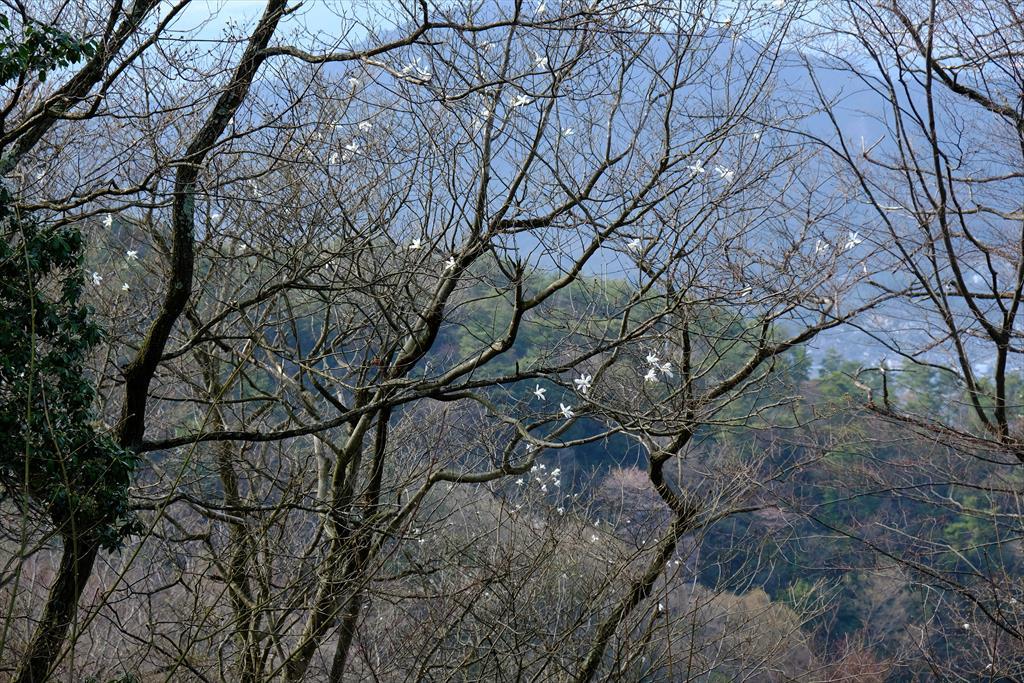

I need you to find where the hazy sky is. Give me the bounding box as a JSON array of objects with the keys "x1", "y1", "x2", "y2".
[{"x1": 168, "y1": 0, "x2": 376, "y2": 44}]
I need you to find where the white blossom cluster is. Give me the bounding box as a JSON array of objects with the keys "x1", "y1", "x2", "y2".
[
  {"x1": 514, "y1": 464, "x2": 561, "y2": 494},
  {"x1": 643, "y1": 352, "x2": 673, "y2": 384}
]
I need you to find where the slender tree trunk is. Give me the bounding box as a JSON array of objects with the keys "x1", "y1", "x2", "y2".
[
  {"x1": 285, "y1": 409, "x2": 390, "y2": 681},
  {"x1": 574, "y1": 437, "x2": 698, "y2": 683},
  {"x1": 215, "y1": 436, "x2": 259, "y2": 682},
  {"x1": 282, "y1": 538, "x2": 347, "y2": 682},
  {"x1": 328, "y1": 589, "x2": 364, "y2": 682},
  {"x1": 572, "y1": 514, "x2": 692, "y2": 683},
  {"x1": 329, "y1": 406, "x2": 391, "y2": 682},
  {"x1": 14, "y1": 538, "x2": 98, "y2": 683}
]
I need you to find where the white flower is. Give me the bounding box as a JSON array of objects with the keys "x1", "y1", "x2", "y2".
[
  {"x1": 210, "y1": 212, "x2": 223, "y2": 225},
  {"x1": 533, "y1": 53, "x2": 548, "y2": 69},
  {"x1": 714, "y1": 165, "x2": 735, "y2": 183},
  {"x1": 687, "y1": 162, "x2": 705, "y2": 175},
  {"x1": 530, "y1": 464, "x2": 539, "y2": 473},
  {"x1": 644, "y1": 367, "x2": 659, "y2": 383},
  {"x1": 410, "y1": 238, "x2": 423, "y2": 250},
  {"x1": 91, "y1": 272, "x2": 103, "y2": 286},
  {"x1": 646, "y1": 352, "x2": 660, "y2": 365},
  {"x1": 121, "y1": 282, "x2": 130, "y2": 291},
  {"x1": 557, "y1": 506, "x2": 565, "y2": 515},
  {"x1": 962, "y1": 622, "x2": 970, "y2": 630},
  {"x1": 574, "y1": 374, "x2": 592, "y2": 394},
  {"x1": 553, "y1": 479, "x2": 560, "y2": 487},
  {"x1": 401, "y1": 57, "x2": 431, "y2": 80},
  {"x1": 843, "y1": 231, "x2": 864, "y2": 251},
  {"x1": 627, "y1": 238, "x2": 642, "y2": 251},
  {"x1": 534, "y1": 384, "x2": 547, "y2": 400},
  {"x1": 510, "y1": 94, "x2": 533, "y2": 107},
  {"x1": 659, "y1": 362, "x2": 673, "y2": 378},
  {"x1": 541, "y1": 484, "x2": 548, "y2": 492},
  {"x1": 560, "y1": 403, "x2": 574, "y2": 419},
  {"x1": 358, "y1": 120, "x2": 372, "y2": 132},
  {"x1": 329, "y1": 151, "x2": 339, "y2": 165},
  {"x1": 347, "y1": 76, "x2": 360, "y2": 88},
  {"x1": 657, "y1": 602, "x2": 665, "y2": 612},
  {"x1": 344, "y1": 140, "x2": 360, "y2": 154},
  {"x1": 539, "y1": 463, "x2": 546, "y2": 470},
  {"x1": 814, "y1": 238, "x2": 829, "y2": 254},
  {"x1": 515, "y1": 478, "x2": 524, "y2": 485},
  {"x1": 590, "y1": 534, "x2": 598, "y2": 542},
  {"x1": 444, "y1": 256, "x2": 456, "y2": 271},
  {"x1": 551, "y1": 468, "x2": 560, "y2": 476},
  {"x1": 126, "y1": 250, "x2": 138, "y2": 260},
  {"x1": 562, "y1": 127, "x2": 575, "y2": 136},
  {"x1": 103, "y1": 214, "x2": 114, "y2": 228}
]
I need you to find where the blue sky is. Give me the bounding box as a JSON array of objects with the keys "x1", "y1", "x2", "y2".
[{"x1": 166, "y1": 0, "x2": 372, "y2": 45}]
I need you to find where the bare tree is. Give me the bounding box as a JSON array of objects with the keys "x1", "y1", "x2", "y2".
[
  {"x1": 803, "y1": 0, "x2": 1024, "y2": 675},
  {"x1": 1, "y1": 0, "x2": 895, "y2": 679}
]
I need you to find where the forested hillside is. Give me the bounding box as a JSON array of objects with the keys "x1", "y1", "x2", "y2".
[{"x1": 2, "y1": 0, "x2": 1023, "y2": 680}]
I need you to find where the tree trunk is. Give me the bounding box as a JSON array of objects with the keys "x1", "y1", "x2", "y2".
[
  {"x1": 328, "y1": 591, "x2": 364, "y2": 683},
  {"x1": 15, "y1": 538, "x2": 98, "y2": 683}
]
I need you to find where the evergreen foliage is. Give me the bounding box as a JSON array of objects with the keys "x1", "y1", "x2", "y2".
[{"x1": 0, "y1": 190, "x2": 138, "y2": 550}]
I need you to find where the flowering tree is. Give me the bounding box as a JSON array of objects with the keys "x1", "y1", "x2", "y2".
[
  {"x1": 804, "y1": 0, "x2": 1024, "y2": 675},
  {"x1": 2, "y1": 0, "x2": 892, "y2": 679}
]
